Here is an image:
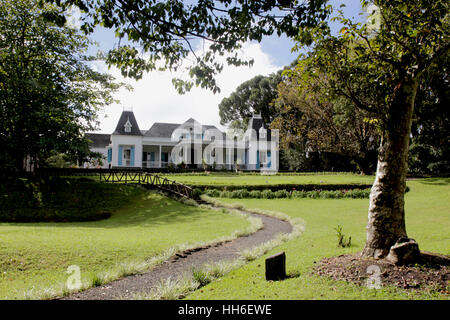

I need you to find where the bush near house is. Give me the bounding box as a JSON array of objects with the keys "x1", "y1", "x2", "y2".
[
  {"x1": 203, "y1": 188, "x2": 373, "y2": 199},
  {"x1": 189, "y1": 183, "x2": 372, "y2": 192},
  {"x1": 0, "y1": 177, "x2": 143, "y2": 222}
]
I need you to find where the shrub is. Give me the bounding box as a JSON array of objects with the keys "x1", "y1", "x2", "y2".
[
  {"x1": 230, "y1": 189, "x2": 249, "y2": 198},
  {"x1": 192, "y1": 188, "x2": 202, "y2": 200},
  {"x1": 204, "y1": 189, "x2": 220, "y2": 197},
  {"x1": 346, "y1": 189, "x2": 371, "y2": 199},
  {"x1": 334, "y1": 225, "x2": 352, "y2": 248},
  {"x1": 219, "y1": 190, "x2": 232, "y2": 198},
  {"x1": 307, "y1": 190, "x2": 321, "y2": 198},
  {"x1": 203, "y1": 186, "x2": 372, "y2": 200},
  {"x1": 274, "y1": 190, "x2": 290, "y2": 198},
  {"x1": 292, "y1": 190, "x2": 307, "y2": 198},
  {"x1": 249, "y1": 190, "x2": 262, "y2": 198},
  {"x1": 261, "y1": 189, "x2": 274, "y2": 199}
]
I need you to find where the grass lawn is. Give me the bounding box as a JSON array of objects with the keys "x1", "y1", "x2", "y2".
[
  {"x1": 0, "y1": 190, "x2": 250, "y2": 299},
  {"x1": 186, "y1": 178, "x2": 449, "y2": 300},
  {"x1": 162, "y1": 172, "x2": 376, "y2": 186}
]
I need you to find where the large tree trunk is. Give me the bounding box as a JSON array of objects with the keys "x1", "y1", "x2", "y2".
[{"x1": 362, "y1": 79, "x2": 419, "y2": 259}]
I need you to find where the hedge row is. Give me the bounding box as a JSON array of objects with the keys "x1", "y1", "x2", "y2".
[
  {"x1": 0, "y1": 177, "x2": 142, "y2": 222},
  {"x1": 201, "y1": 188, "x2": 372, "y2": 199},
  {"x1": 191, "y1": 183, "x2": 372, "y2": 192}
]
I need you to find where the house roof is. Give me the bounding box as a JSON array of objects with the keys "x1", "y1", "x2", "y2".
[
  {"x1": 86, "y1": 133, "x2": 111, "y2": 148},
  {"x1": 145, "y1": 119, "x2": 224, "y2": 139},
  {"x1": 111, "y1": 112, "x2": 229, "y2": 140},
  {"x1": 144, "y1": 122, "x2": 180, "y2": 138},
  {"x1": 247, "y1": 114, "x2": 271, "y2": 141},
  {"x1": 113, "y1": 111, "x2": 142, "y2": 136}
]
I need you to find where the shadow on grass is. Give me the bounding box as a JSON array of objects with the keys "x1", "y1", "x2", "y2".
[
  {"x1": 2, "y1": 192, "x2": 215, "y2": 229},
  {"x1": 417, "y1": 177, "x2": 450, "y2": 186},
  {"x1": 419, "y1": 251, "x2": 450, "y2": 269}
]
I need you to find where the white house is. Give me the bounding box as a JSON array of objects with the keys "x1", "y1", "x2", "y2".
[{"x1": 85, "y1": 110, "x2": 278, "y2": 171}]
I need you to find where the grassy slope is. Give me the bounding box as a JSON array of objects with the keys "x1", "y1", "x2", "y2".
[
  {"x1": 0, "y1": 191, "x2": 250, "y2": 299},
  {"x1": 186, "y1": 178, "x2": 449, "y2": 300},
  {"x1": 162, "y1": 173, "x2": 375, "y2": 186}
]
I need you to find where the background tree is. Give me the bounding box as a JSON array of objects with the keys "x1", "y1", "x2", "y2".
[
  {"x1": 43, "y1": 0, "x2": 329, "y2": 93},
  {"x1": 295, "y1": 0, "x2": 449, "y2": 260},
  {"x1": 0, "y1": 0, "x2": 124, "y2": 172},
  {"x1": 272, "y1": 59, "x2": 380, "y2": 174},
  {"x1": 409, "y1": 51, "x2": 449, "y2": 175},
  {"x1": 219, "y1": 71, "x2": 283, "y2": 131}
]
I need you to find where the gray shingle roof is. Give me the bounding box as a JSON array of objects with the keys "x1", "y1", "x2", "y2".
[
  {"x1": 86, "y1": 133, "x2": 111, "y2": 148},
  {"x1": 113, "y1": 111, "x2": 142, "y2": 136},
  {"x1": 145, "y1": 122, "x2": 181, "y2": 138},
  {"x1": 110, "y1": 113, "x2": 225, "y2": 139},
  {"x1": 145, "y1": 121, "x2": 224, "y2": 139}
]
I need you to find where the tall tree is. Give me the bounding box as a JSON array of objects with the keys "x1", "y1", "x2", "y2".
[
  {"x1": 43, "y1": 0, "x2": 329, "y2": 93},
  {"x1": 295, "y1": 0, "x2": 449, "y2": 261},
  {"x1": 0, "y1": 0, "x2": 124, "y2": 172},
  {"x1": 272, "y1": 59, "x2": 380, "y2": 174},
  {"x1": 219, "y1": 71, "x2": 283, "y2": 131}
]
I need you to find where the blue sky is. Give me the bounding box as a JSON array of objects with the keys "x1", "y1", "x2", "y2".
[{"x1": 88, "y1": 1, "x2": 365, "y2": 134}]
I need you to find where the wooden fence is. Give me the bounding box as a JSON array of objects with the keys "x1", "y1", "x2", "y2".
[{"x1": 99, "y1": 171, "x2": 193, "y2": 199}]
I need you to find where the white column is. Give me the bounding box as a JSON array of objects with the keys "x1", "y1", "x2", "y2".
[{"x1": 159, "y1": 144, "x2": 162, "y2": 168}]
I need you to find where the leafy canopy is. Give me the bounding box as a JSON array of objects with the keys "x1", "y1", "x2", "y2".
[
  {"x1": 42, "y1": 0, "x2": 329, "y2": 93},
  {"x1": 272, "y1": 58, "x2": 380, "y2": 174},
  {"x1": 293, "y1": 0, "x2": 449, "y2": 128},
  {"x1": 0, "y1": 0, "x2": 125, "y2": 170},
  {"x1": 218, "y1": 71, "x2": 283, "y2": 131}
]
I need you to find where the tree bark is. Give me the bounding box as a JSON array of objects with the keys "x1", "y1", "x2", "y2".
[{"x1": 362, "y1": 78, "x2": 419, "y2": 259}]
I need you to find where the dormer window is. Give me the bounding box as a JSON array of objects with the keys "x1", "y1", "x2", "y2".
[
  {"x1": 124, "y1": 117, "x2": 132, "y2": 133},
  {"x1": 259, "y1": 127, "x2": 267, "y2": 139}
]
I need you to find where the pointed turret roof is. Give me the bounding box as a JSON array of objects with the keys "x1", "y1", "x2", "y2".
[
  {"x1": 113, "y1": 111, "x2": 142, "y2": 136},
  {"x1": 247, "y1": 114, "x2": 271, "y2": 141}
]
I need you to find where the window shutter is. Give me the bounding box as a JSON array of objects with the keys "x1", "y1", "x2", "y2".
[
  {"x1": 118, "y1": 146, "x2": 123, "y2": 166},
  {"x1": 130, "y1": 146, "x2": 135, "y2": 166},
  {"x1": 256, "y1": 151, "x2": 260, "y2": 169}
]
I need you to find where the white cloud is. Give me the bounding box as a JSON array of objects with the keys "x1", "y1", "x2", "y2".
[{"x1": 93, "y1": 42, "x2": 281, "y2": 134}]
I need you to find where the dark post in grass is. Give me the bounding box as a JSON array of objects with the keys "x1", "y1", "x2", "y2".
[{"x1": 265, "y1": 252, "x2": 286, "y2": 281}]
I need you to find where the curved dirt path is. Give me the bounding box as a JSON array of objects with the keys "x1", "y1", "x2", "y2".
[{"x1": 62, "y1": 209, "x2": 292, "y2": 300}]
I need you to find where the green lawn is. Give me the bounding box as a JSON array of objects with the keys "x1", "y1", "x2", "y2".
[
  {"x1": 162, "y1": 172, "x2": 375, "y2": 186},
  {"x1": 186, "y1": 178, "x2": 449, "y2": 300},
  {"x1": 0, "y1": 190, "x2": 250, "y2": 299}
]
